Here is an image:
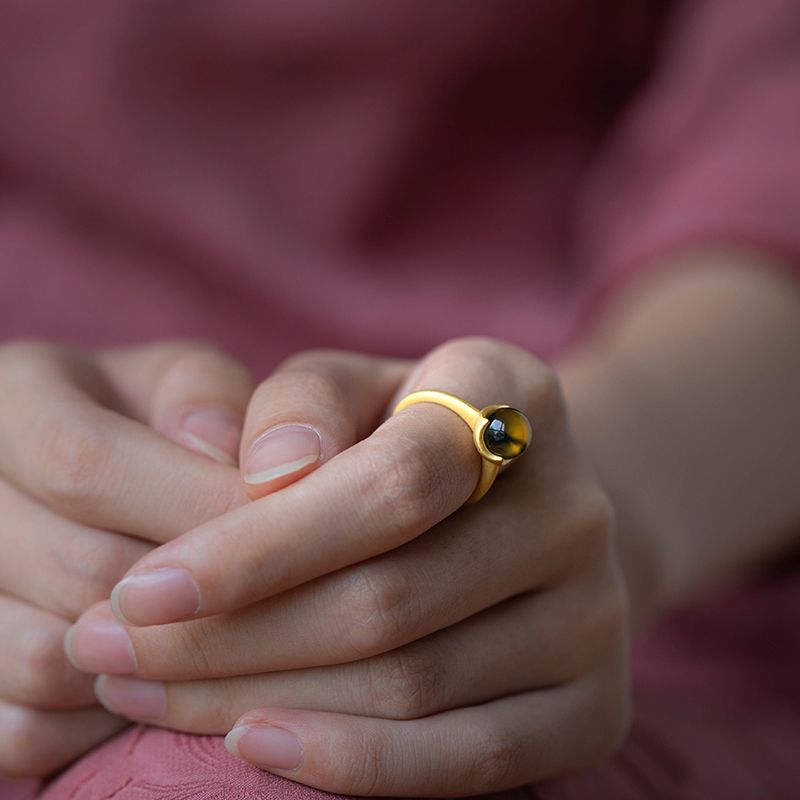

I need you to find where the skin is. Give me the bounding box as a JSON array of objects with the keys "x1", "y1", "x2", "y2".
[
  {"x1": 0, "y1": 340, "x2": 254, "y2": 776},
  {"x1": 0, "y1": 249, "x2": 798, "y2": 793},
  {"x1": 68, "y1": 341, "x2": 630, "y2": 799},
  {"x1": 560, "y1": 250, "x2": 800, "y2": 627}
]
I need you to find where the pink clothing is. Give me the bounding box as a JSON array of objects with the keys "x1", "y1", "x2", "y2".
[
  {"x1": 1, "y1": 0, "x2": 799, "y2": 372},
  {"x1": 1, "y1": 0, "x2": 799, "y2": 797}
]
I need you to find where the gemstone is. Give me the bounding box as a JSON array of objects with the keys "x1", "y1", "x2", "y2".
[{"x1": 482, "y1": 408, "x2": 531, "y2": 459}]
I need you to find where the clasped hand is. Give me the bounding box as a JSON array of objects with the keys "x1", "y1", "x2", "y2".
[{"x1": 0, "y1": 337, "x2": 629, "y2": 795}]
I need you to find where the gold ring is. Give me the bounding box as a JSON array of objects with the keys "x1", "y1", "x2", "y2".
[{"x1": 392, "y1": 390, "x2": 532, "y2": 504}]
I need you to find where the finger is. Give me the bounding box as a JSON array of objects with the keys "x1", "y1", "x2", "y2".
[
  {"x1": 0, "y1": 341, "x2": 249, "y2": 542},
  {"x1": 0, "y1": 594, "x2": 96, "y2": 709},
  {"x1": 222, "y1": 657, "x2": 629, "y2": 796},
  {"x1": 239, "y1": 350, "x2": 411, "y2": 498},
  {"x1": 0, "y1": 699, "x2": 127, "y2": 779},
  {"x1": 94, "y1": 340, "x2": 255, "y2": 466},
  {"x1": 67, "y1": 474, "x2": 611, "y2": 678},
  {"x1": 111, "y1": 337, "x2": 563, "y2": 625},
  {"x1": 107, "y1": 348, "x2": 409, "y2": 624},
  {"x1": 90, "y1": 574, "x2": 623, "y2": 730},
  {"x1": 0, "y1": 478, "x2": 150, "y2": 619}
]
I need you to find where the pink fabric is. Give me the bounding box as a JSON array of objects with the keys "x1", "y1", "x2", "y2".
[
  {"x1": 571, "y1": 0, "x2": 800, "y2": 336},
  {"x1": 1, "y1": 1, "x2": 800, "y2": 797}
]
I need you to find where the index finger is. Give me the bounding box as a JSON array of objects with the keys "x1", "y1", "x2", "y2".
[
  {"x1": 109, "y1": 338, "x2": 561, "y2": 626},
  {"x1": 0, "y1": 341, "x2": 251, "y2": 543}
]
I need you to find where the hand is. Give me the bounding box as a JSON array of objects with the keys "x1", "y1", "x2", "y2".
[
  {"x1": 0, "y1": 339, "x2": 255, "y2": 778},
  {"x1": 68, "y1": 337, "x2": 631, "y2": 796}
]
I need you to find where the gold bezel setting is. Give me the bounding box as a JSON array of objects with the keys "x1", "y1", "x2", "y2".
[{"x1": 392, "y1": 391, "x2": 532, "y2": 504}]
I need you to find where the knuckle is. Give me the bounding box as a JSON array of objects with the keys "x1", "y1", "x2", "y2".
[
  {"x1": 163, "y1": 340, "x2": 249, "y2": 382},
  {"x1": 426, "y1": 336, "x2": 566, "y2": 427},
  {"x1": 30, "y1": 410, "x2": 107, "y2": 516},
  {"x1": 584, "y1": 679, "x2": 633, "y2": 769},
  {"x1": 527, "y1": 363, "x2": 566, "y2": 423},
  {"x1": 209, "y1": 681, "x2": 243, "y2": 730},
  {"x1": 561, "y1": 485, "x2": 616, "y2": 568},
  {"x1": 467, "y1": 724, "x2": 522, "y2": 790},
  {"x1": 276, "y1": 348, "x2": 337, "y2": 373},
  {"x1": 0, "y1": 337, "x2": 69, "y2": 364},
  {"x1": 155, "y1": 337, "x2": 224, "y2": 360},
  {"x1": 203, "y1": 477, "x2": 251, "y2": 519},
  {"x1": 273, "y1": 367, "x2": 344, "y2": 407},
  {"x1": 360, "y1": 435, "x2": 450, "y2": 530},
  {"x1": 169, "y1": 680, "x2": 239, "y2": 733},
  {"x1": 426, "y1": 337, "x2": 516, "y2": 391},
  {"x1": 424, "y1": 336, "x2": 510, "y2": 388},
  {"x1": 0, "y1": 706, "x2": 49, "y2": 778},
  {"x1": 48, "y1": 533, "x2": 145, "y2": 619},
  {"x1": 597, "y1": 578, "x2": 630, "y2": 643},
  {"x1": 0, "y1": 338, "x2": 49, "y2": 368},
  {"x1": 159, "y1": 620, "x2": 217, "y2": 679},
  {"x1": 515, "y1": 362, "x2": 568, "y2": 434},
  {"x1": 382, "y1": 444, "x2": 443, "y2": 522},
  {"x1": 178, "y1": 623, "x2": 218, "y2": 677},
  {"x1": 368, "y1": 648, "x2": 444, "y2": 720},
  {"x1": 581, "y1": 488, "x2": 616, "y2": 549},
  {"x1": 81, "y1": 535, "x2": 142, "y2": 600},
  {"x1": 431, "y1": 335, "x2": 505, "y2": 361},
  {"x1": 331, "y1": 727, "x2": 389, "y2": 796},
  {"x1": 572, "y1": 578, "x2": 629, "y2": 672},
  {"x1": 339, "y1": 566, "x2": 419, "y2": 657},
  {"x1": 12, "y1": 628, "x2": 68, "y2": 706},
  {"x1": 0, "y1": 341, "x2": 73, "y2": 410}
]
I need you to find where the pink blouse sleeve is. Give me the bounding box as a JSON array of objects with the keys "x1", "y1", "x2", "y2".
[{"x1": 571, "y1": 0, "x2": 800, "y2": 333}]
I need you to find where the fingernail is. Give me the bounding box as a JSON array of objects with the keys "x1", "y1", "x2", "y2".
[
  {"x1": 64, "y1": 619, "x2": 136, "y2": 674},
  {"x1": 243, "y1": 424, "x2": 321, "y2": 485},
  {"x1": 225, "y1": 724, "x2": 303, "y2": 771},
  {"x1": 111, "y1": 568, "x2": 201, "y2": 626},
  {"x1": 173, "y1": 407, "x2": 242, "y2": 466},
  {"x1": 95, "y1": 675, "x2": 166, "y2": 720}
]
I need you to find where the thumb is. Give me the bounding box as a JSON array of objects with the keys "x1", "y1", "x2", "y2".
[
  {"x1": 239, "y1": 350, "x2": 412, "y2": 499},
  {"x1": 94, "y1": 340, "x2": 256, "y2": 466}
]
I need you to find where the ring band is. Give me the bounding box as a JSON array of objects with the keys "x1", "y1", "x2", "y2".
[{"x1": 392, "y1": 390, "x2": 532, "y2": 504}]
